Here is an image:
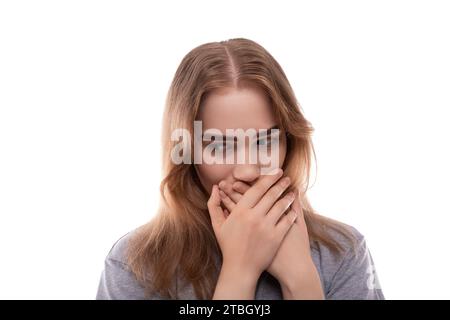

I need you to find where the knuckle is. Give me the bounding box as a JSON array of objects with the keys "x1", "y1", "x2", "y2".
[
  {"x1": 281, "y1": 214, "x2": 291, "y2": 226},
  {"x1": 249, "y1": 219, "x2": 261, "y2": 231},
  {"x1": 271, "y1": 185, "x2": 284, "y2": 197},
  {"x1": 244, "y1": 211, "x2": 256, "y2": 224},
  {"x1": 277, "y1": 180, "x2": 289, "y2": 191},
  {"x1": 260, "y1": 175, "x2": 272, "y2": 185},
  {"x1": 234, "y1": 181, "x2": 244, "y2": 190},
  {"x1": 282, "y1": 197, "x2": 293, "y2": 207},
  {"x1": 267, "y1": 228, "x2": 276, "y2": 241},
  {"x1": 260, "y1": 224, "x2": 271, "y2": 238},
  {"x1": 233, "y1": 207, "x2": 243, "y2": 216},
  {"x1": 253, "y1": 183, "x2": 265, "y2": 195}
]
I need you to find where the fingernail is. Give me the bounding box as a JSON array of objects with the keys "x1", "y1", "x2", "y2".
[
  {"x1": 219, "y1": 181, "x2": 226, "y2": 189},
  {"x1": 268, "y1": 167, "x2": 282, "y2": 176},
  {"x1": 280, "y1": 177, "x2": 291, "y2": 187},
  {"x1": 286, "y1": 191, "x2": 295, "y2": 200}
]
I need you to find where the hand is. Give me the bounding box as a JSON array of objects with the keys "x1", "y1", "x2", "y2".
[
  {"x1": 207, "y1": 168, "x2": 298, "y2": 282},
  {"x1": 218, "y1": 178, "x2": 324, "y2": 299}
]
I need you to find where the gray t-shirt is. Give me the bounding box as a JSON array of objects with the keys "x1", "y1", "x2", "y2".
[{"x1": 96, "y1": 225, "x2": 385, "y2": 300}]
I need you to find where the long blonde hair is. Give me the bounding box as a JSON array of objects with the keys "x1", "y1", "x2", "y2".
[{"x1": 126, "y1": 38, "x2": 356, "y2": 299}]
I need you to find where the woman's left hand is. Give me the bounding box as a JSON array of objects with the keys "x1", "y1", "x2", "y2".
[{"x1": 218, "y1": 179, "x2": 325, "y2": 299}]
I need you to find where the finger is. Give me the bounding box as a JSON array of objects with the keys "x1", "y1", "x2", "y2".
[
  {"x1": 232, "y1": 181, "x2": 251, "y2": 194},
  {"x1": 219, "y1": 180, "x2": 242, "y2": 203},
  {"x1": 237, "y1": 167, "x2": 284, "y2": 209},
  {"x1": 266, "y1": 191, "x2": 295, "y2": 225},
  {"x1": 275, "y1": 209, "x2": 298, "y2": 239},
  {"x1": 219, "y1": 189, "x2": 236, "y2": 212},
  {"x1": 224, "y1": 208, "x2": 230, "y2": 218},
  {"x1": 253, "y1": 175, "x2": 291, "y2": 215},
  {"x1": 207, "y1": 185, "x2": 226, "y2": 230}
]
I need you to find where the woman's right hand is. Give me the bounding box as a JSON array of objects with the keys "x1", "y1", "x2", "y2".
[{"x1": 207, "y1": 168, "x2": 298, "y2": 282}]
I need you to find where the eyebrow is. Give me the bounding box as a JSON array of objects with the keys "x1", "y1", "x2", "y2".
[{"x1": 203, "y1": 125, "x2": 280, "y2": 140}]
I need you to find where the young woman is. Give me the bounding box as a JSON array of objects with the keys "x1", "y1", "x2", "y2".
[{"x1": 96, "y1": 38, "x2": 384, "y2": 300}]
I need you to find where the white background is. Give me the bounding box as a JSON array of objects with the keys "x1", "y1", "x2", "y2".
[{"x1": 1, "y1": 1, "x2": 449, "y2": 299}]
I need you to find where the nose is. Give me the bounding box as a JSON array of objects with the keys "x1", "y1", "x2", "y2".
[{"x1": 232, "y1": 164, "x2": 260, "y2": 185}]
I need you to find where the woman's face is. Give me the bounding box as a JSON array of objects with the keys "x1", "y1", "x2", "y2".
[{"x1": 194, "y1": 85, "x2": 287, "y2": 194}]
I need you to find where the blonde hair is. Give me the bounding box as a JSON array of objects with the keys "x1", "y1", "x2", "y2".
[{"x1": 126, "y1": 38, "x2": 356, "y2": 299}]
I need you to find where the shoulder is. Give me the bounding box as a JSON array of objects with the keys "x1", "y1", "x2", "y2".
[
  {"x1": 311, "y1": 221, "x2": 384, "y2": 299},
  {"x1": 97, "y1": 228, "x2": 157, "y2": 300},
  {"x1": 325, "y1": 220, "x2": 364, "y2": 249},
  {"x1": 105, "y1": 229, "x2": 137, "y2": 266},
  {"x1": 311, "y1": 219, "x2": 365, "y2": 264}
]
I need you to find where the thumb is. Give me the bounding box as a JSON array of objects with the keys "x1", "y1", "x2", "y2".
[{"x1": 207, "y1": 185, "x2": 226, "y2": 230}]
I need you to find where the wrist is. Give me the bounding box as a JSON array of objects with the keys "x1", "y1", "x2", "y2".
[
  {"x1": 277, "y1": 256, "x2": 315, "y2": 289},
  {"x1": 213, "y1": 261, "x2": 260, "y2": 300},
  {"x1": 279, "y1": 260, "x2": 324, "y2": 300},
  {"x1": 221, "y1": 260, "x2": 260, "y2": 285}
]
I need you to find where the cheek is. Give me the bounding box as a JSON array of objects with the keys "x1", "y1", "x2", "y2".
[
  {"x1": 196, "y1": 164, "x2": 231, "y2": 188},
  {"x1": 265, "y1": 139, "x2": 287, "y2": 169},
  {"x1": 279, "y1": 142, "x2": 287, "y2": 166}
]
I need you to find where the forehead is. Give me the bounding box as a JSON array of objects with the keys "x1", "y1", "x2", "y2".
[{"x1": 197, "y1": 85, "x2": 277, "y2": 131}]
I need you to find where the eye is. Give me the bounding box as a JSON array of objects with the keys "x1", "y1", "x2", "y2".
[
  {"x1": 256, "y1": 137, "x2": 271, "y2": 146},
  {"x1": 211, "y1": 141, "x2": 232, "y2": 151}
]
